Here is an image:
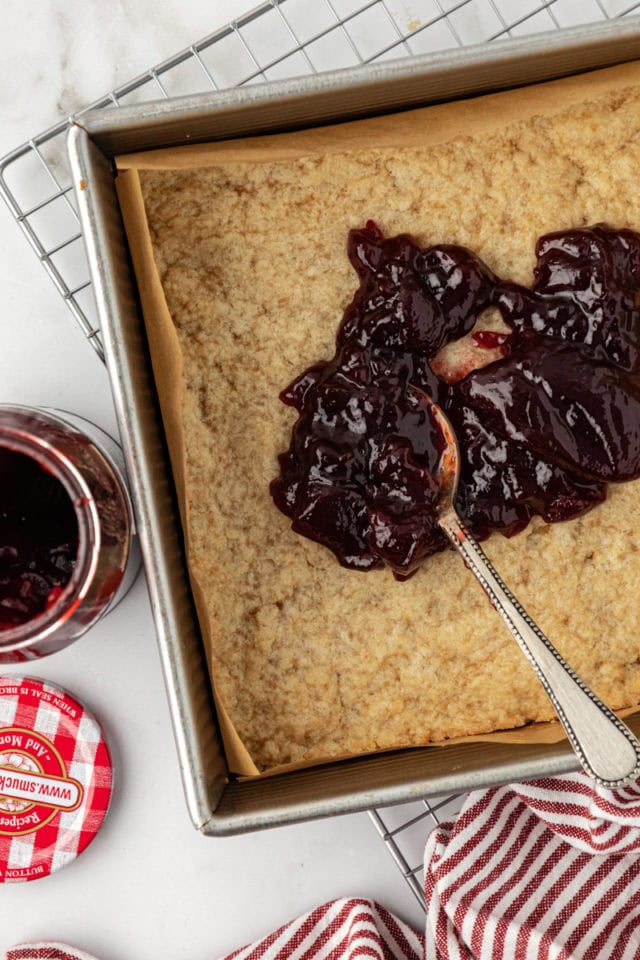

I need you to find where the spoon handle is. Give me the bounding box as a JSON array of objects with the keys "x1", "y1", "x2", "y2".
[{"x1": 439, "y1": 508, "x2": 640, "y2": 788}]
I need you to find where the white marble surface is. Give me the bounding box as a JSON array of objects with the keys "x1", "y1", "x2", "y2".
[
  {"x1": 0, "y1": 0, "x2": 624, "y2": 956},
  {"x1": 0, "y1": 2, "x2": 430, "y2": 957}
]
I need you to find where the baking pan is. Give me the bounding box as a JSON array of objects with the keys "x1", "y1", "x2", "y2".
[{"x1": 68, "y1": 18, "x2": 640, "y2": 835}]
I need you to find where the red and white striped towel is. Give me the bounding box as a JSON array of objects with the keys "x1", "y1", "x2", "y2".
[
  {"x1": 7, "y1": 773, "x2": 640, "y2": 960},
  {"x1": 425, "y1": 773, "x2": 640, "y2": 959},
  {"x1": 3, "y1": 902, "x2": 421, "y2": 960}
]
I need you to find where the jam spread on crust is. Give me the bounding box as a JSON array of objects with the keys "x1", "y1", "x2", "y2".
[
  {"x1": 271, "y1": 222, "x2": 640, "y2": 579},
  {"x1": 0, "y1": 448, "x2": 78, "y2": 628}
]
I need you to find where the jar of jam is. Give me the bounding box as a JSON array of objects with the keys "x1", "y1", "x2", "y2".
[{"x1": 0, "y1": 405, "x2": 141, "y2": 662}]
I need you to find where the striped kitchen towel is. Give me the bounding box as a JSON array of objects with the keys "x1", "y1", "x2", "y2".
[
  {"x1": 7, "y1": 772, "x2": 640, "y2": 960},
  {"x1": 3, "y1": 902, "x2": 421, "y2": 960},
  {"x1": 425, "y1": 774, "x2": 640, "y2": 959}
]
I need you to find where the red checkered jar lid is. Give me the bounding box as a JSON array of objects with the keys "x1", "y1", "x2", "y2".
[{"x1": 0, "y1": 676, "x2": 112, "y2": 882}]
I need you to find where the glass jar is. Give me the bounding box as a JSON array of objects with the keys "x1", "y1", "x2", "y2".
[{"x1": 0, "y1": 404, "x2": 141, "y2": 662}]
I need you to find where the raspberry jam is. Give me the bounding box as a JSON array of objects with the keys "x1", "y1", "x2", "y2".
[
  {"x1": 0, "y1": 406, "x2": 141, "y2": 662},
  {"x1": 271, "y1": 222, "x2": 640, "y2": 578},
  {"x1": 471, "y1": 330, "x2": 510, "y2": 352},
  {"x1": 0, "y1": 448, "x2": 78, "y2": 629}
]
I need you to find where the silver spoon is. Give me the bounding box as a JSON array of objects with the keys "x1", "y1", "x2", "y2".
[{"x1": 417, "y1": 388, "x2": 640, "y2": 788}]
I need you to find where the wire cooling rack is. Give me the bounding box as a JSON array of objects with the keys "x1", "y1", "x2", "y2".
[{"x1": 1, "y1": 0, "x2": 639, "y2": 912}]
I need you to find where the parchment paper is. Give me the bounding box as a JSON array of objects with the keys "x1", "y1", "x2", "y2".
[{"x1": 115, "y1": 60, "x2": 640, "y2": 778}]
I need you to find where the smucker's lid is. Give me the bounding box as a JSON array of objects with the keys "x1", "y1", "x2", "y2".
[{"x1": 0, "y1": 676, "x2": 113, "y2": 882}]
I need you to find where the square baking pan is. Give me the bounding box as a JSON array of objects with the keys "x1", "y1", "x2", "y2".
[{"x1": 67, "y1": 17, "x2": 640, "y2": 835}]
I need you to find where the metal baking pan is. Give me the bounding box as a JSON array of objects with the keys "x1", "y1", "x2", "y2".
[{"x1": 68, "y1": 18, "x2": 640, "y2": 835}]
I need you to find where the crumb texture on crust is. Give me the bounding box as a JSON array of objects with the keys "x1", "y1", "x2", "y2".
[{"x1": 139, "y1": 85, "x2": 640, "y2": 771}]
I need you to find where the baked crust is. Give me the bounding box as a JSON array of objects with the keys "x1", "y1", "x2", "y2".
[{"x1": 139, "y1": 83, "x2": 640, "y2": 770}]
